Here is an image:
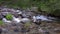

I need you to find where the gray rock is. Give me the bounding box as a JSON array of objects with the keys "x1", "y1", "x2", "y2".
[
  {"x1": 0, "y1": 14, "x2": 4, "y2": 20},
  {"x1": 39, "y1": 28, "x2": 50, "y2": 34},
  {"x1": 21, "y1": 18, "x2": 30, "y2": 23},
  {"x1": 0, "y1": 28, "x2": 2, "y2": 34},
  {"x1": 12, "y1": 16, "x2": 21, "y2": 23},
  {"x1": 2, "y1": 28, "x2": 8, "y2": 33},
  {"x1": 54, "y1": 28, "x2": 60, "y2": 33},
  {"x1": 2, "y1": 18, "x2": 11, "y2": 24},
  {"x1": 44, "y1": 31, "x2": 50, "y2": 34}
]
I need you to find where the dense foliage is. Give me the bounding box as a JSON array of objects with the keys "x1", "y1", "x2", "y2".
[{"x1": 0, "y1": 0, "x2": 60, "y2": 17}]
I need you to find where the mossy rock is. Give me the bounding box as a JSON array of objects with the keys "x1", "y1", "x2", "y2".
[{"x1": 24, "y1": 22, "x2": 31, "y2": 28}]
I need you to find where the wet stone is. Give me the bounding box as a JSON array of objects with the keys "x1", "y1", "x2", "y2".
[
  {"x1": 34, "y1": 22, "x2": 41, "y2": 25},
  {"x1": 11, "y1": 23, "x2": 17, "y2": 26},
  {"x1": 44, "y1": 31, "x2": 50, "y2": 34},
  {"x1": 33, "y1": 19, "x2": 41, "y2": 25},
  {"x1": 54, "y1": 28, "x2": 60, "y2": 33},
  {"x1": 21, "y1": 18, "x2": 30, "y2": 23},
  {"x1": 13, "y1": 28, "x2": 20, "y2": 32},
  {"x1": 21, "y1": 28, "x2": 29, "y2": 33},
  {"x1": 0, "y1": 28, "x2": 2, "y2": 34},
  {"x1": 13, "y1": 14, "x2": 19, "y2": 18},
  {"x1": 2, "y1": 28, "x2": 8, "y2": 33},
  {"x1": 0, "y1": 14, "x2": 4, "y2": 20},
  {"x1": 19, "y1": 14, "x2": 24, "y2": 18}
]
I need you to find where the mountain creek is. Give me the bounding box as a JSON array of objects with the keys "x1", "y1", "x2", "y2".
[{"x1": 0, "y1": 6, "x2": 60, "y2": 34}]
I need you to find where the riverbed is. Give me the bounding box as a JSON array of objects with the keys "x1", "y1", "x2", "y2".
[{"x1": 0, "y1": 7, "x2": 60, "y2": 34}]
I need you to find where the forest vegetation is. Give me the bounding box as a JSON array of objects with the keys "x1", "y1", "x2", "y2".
[{"x1": 0, "y1": 0, "x2": 60, "y2": 17}]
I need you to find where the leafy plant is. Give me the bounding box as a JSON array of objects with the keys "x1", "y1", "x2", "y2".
[{"x1": 6, "y1": 14, "x2": 13, "y2": 20}]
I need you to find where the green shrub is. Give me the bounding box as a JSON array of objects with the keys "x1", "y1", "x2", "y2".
[{"x1": 6, "y1": 14, "x2": 13, "y2": 20}]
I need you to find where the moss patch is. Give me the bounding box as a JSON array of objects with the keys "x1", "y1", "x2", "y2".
[{"x1": 0, "y1": 20, "x2": 4, "y2": 25}]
